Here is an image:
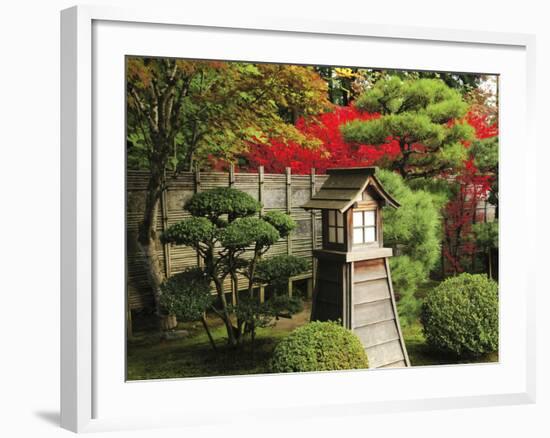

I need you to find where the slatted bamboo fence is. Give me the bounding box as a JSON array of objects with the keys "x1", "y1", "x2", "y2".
[
  {"x1": 127, "y1": 167, "x2": 496, "y2": 311},
  {"x1": 127, "y1": 166, "x2": 327, "y2": 311}
]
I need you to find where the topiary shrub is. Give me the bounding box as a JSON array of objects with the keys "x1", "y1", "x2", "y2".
[
  {"x1": 271, "y1": 321, "x2": 368, "y2": 373},
  {"x1": 159, "y1": 267, "x2": 213, "y2": 321},
  {"x1": 161, "y1": 217, "x2": 216, "y2": 246},
  {"x1": 255, "y1": 255, "x2": 309, "y2": 291},
  {"x1": 185, "y1": 187, "x2": 260, "y2": 221},
  {"x1": 421, "y1": 273, "x2": 498, "y2": 356},
  {"x1": 263, "y1": 211, "x2": 296, "y2": 238},
  {"x1": 220, "y1": 217, "x2": 279, "y2": 249},
  {"x1": 162, "y1": 186, "x2": 307, "y2": 348}
]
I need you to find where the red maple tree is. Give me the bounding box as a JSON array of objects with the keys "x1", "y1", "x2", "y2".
[
  {"x1": 442, "y1": 159, "x2": 493, "y2": 274},
  {"x1": 218, "y1": 102, "x2": 498, "y2": 275},
  {"x1": 241, "y1": 106, "x2": 400, "y2": 174},
  {"x1": 239, "y1": 105, "x2": 498, "y2": 177},
  {"x1": 442, "y1": 109, "x2": 498, "y2": 274}
]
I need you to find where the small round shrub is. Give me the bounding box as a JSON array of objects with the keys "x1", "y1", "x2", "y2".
[
  {"x1": 421, "y1": 273, "x2": 498, "y2": 356},
  {"x1": 255, "y1": 255, "x2": 309, "y2": 290},
  {"x1": 185, "y1": 187, "x2": 260, "y2": 220},
  {"x1": 271, "y1": 321, "x2": 369, "y2": 373},
  {"x1": 263, "y1": 211, "x2": 296, "y2": 238},
  {"x1": 161, "y1": 217, "x2": 216, "y2": 246},
  {"x1": 159, "y1": 268, "x2": 213, "y2": 321},
  {"x1": 220, "y1": 217, "x2": 279, "y2": 248}
]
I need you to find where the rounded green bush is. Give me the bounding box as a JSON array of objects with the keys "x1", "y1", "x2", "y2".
[
  {"x1": 159, "y1": 268, "x2": 213, "y2": 321},
  {"x1": 263, "y1": 211, "x2": 296, "y2": 238},
  {"x1": 161, "y1": 217, "x2": 216, "y2": 246},
  {"x1": 185, "y1": 187, "x2": 260, "y2": 220},
  {"x1": 271, "y1": 321, "x2": 369, "y2": 373},
  {"x1": 255, "y1": 255, "x2": 309, "y2": 290},
  {"x1": 220, "y1": 217, "x2": 279, "y2": 248},
  {"x1": 421, "y1": 273, "x2": 498, "y2": 356}
]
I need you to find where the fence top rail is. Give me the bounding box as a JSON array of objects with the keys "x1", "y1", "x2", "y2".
[{"x1": 127, "y1": 168, "x2": 326, "y2": 179}]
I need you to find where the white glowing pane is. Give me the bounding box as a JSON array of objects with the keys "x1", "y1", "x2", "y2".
[
  {"x1": 365, "y1": 210, "x2": 376, "y2": 226},
  {"x1": 353, "y1": 211, "x2": 363, "y2": 226},
  {"x1": 336, "y1": 211, "x2": 343, "y2": 227},
  {"x1": 328, "y1": 227, "x2": 336, "y2": 242},
  {"x1": 364, "y1": 227, "x2": 376, "y2": 242},
  {"x1": 328, "y1": 210, "x2": 336, "y2": 226},
  {"x1": 337, "y1": 228, "x2": 344, "y2": 243},
  {"x1": 353, "y1": 228, "x2": 363, "y2": 244}
]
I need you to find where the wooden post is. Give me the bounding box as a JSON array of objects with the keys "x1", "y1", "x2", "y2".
[
  {"x1": 310, "y1": 168, "x2": 317, "y2": 289},
  {"x1": 285, "y1": 167, "x2": 292, "y2": 258},
  {"x1": 194, "y1": 164, "x2": 201, "y2": 193},
  {"x1": 229, "y1": 163, "x2": 235, "y2": 187},
  {"x1": 229, "y1": 164, "x2": 237, "y2": 305},
  {"x1": 306, "y1": 277, "x2": 313, "y2": 299},
  {"x1": 256, "y1": 167, "x2": 265, "y2": 304},
  {"x1": 285, "y1": 167, "x2": 292, "y2": 214},
  {"x1": 285, "y1": 167, "x2": 293, "y2": 297},
  {"x1": 258, "y1": 166, "x2": 264, "y2": 216}
]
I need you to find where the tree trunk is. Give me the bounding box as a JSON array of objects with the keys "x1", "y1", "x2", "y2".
[
  {"x1": 138, "y1": 168, "x2": 166, "y2": 322},
  {"x1": 230, "y1": 271, "x2": 245, "y2": 342},
  {"x1": 212, "y1": 277, "x2": 238, "y2": 347},
  {"x1": 201, "y1": 315, "x2": 217, "y2": 352}
]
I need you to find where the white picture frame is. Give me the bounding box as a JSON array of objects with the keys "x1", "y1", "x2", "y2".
[{"x1": 60, "y1": 5, "x2": 536, "y2": 433}]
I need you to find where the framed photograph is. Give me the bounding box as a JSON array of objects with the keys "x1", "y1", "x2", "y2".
[{"x1": 61, "y1": 5, "x2": 536, "y2": 433}]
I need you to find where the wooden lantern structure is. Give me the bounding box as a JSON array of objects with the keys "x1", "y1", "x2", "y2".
[{"x1": 302, "y1": 167, "x2": 410, "y2": 368}]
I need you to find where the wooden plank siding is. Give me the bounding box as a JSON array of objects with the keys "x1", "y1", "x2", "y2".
[
  {"x1": 353, "y1": 259, "x2": 387, "y2": 282},
  {"x1": 351, "y1": 258, "x2": 410, "y2": 368},
  {"x1": 126, "y1": 169, "x2": 328, "y2": 311}
]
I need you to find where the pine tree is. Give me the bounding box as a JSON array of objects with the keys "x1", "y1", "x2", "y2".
[{"x1": 340, "y1": 76, "x2": 475, "y2": 179}]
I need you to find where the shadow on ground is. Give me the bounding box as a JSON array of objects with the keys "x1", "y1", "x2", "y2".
[{"x1": 34, "y1": 411, "x2": 60, "y2": 427}]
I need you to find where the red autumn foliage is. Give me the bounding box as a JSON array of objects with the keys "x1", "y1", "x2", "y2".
[
  {"x1": 442, "y1": 109, "x2": 498, "y2": 274},
  {"x1": 241, "y1": 106, "x2": 400, "y2": 174},
  {"x1": 442, "y1": 159, "x2": 493, "y2": 274},
  {"x1": 466, "y1": 111, "x2": 498, "y2": 140},
  {"x1": 240, "y1": 106, "x2": 498, "y2": 177},
  {"x1": 232, "y1": 102, "x2": 498, "y2": 276}
]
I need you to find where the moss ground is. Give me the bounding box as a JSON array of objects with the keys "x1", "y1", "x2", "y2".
[{"x1": 127, "y1": 292, "x2": 498, "y2": 380}]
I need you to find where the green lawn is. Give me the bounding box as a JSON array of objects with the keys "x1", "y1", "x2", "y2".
[
  {"x1": 127, "y1": 296, "x2": 498, "y2": 380},
  {"x1": 402, "y1": 321, "x2": 498, "y2": 366},
  {"x1": 127, "y1": 308, "x2": 308, "y2": 380},
  {"x1": 127, "y1": 324, "x2": 286, "y2": 380}
]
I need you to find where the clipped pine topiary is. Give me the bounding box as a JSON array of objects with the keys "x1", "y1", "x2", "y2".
[
  {"x1": 162, "y1": 187, "x2": 306, "y2": 348},
  {"x1": 271, "y1": 321, "x2": 368, "y2": 373},
  {"x1": 421, "y1": 273, "x2": 498, "y2": 357}
]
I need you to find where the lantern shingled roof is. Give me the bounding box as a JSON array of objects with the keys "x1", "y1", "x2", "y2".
[{"x1": 301, "y1": 167, "x2": 400, "y2": 213}]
